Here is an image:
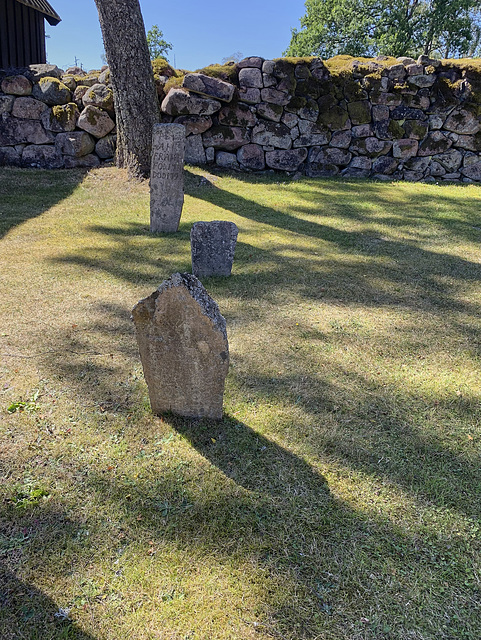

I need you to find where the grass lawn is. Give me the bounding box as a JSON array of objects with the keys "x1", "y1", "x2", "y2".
[{"x1": 0, "y1": 166, "x2": 480, "y2": 640}]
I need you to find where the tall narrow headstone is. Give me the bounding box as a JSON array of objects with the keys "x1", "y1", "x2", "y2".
[
  {"x1": 132, "y1": 273, "x2": 229, "y2": 420},
  {"x1": 150, "y1": 123, "x2": 185, "y2": 233},
  {"x1": 191, "y1": 221, "x2": 238, "y2": 278}
]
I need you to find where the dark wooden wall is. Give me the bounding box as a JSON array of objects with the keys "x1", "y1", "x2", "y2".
[{"x1": 0, "y1": 0, "x2": 46, "y2": 69}]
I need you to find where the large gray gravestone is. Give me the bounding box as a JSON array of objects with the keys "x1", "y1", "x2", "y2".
[
  {"x1": 132, "y1": 273, "x2": 229, "y2": 420},
  {"x1": 190, "y1": 221, "x2": 238, "y2": 278},
  {"x1": 150, "y1": 123, "x2": 185, "y2": 233}
]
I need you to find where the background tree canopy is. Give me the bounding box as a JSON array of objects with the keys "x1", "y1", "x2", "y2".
[
  {"x1": 146, "y1": 25, "x2": 173, "y2": 61},
  {"x1": 285, "y1": 0, "x2": 481, "y2": 59}
]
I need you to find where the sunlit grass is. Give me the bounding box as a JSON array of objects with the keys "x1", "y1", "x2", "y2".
[{"x1": 0, "y1": 166, "x2": 480, "y2": 640}]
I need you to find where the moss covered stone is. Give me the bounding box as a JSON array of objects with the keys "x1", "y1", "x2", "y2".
[
  {"x1": 317, "y1": 105, "x2": 349, "y2": 130},
  {"x1": 347, "y1": 100, "x2": 371, "y2": 125},
  {"x1": 387, "y1": 120, "x2": 405, "y2": 138}
]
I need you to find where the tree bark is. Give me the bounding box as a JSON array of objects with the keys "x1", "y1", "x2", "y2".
[{"x1": 94, "y1": 0, "x2": 159, "y2": 179}]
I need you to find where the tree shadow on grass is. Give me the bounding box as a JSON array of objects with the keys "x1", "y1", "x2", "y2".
[
  {"x1": 0, "y1": 562, "x2": 97, "y2": 640},
  {"x1": 0, "y1": 168, "x2": 87, "y2": 240}
]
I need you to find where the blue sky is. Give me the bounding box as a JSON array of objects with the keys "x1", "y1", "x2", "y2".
[{"x1": 45, "y1": 0, "x2": 306, "y2": 72}]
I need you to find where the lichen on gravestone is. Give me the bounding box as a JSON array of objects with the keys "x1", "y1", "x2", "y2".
[{"x1": 132, "y1": 273, "x2": 229, "y2": 420}]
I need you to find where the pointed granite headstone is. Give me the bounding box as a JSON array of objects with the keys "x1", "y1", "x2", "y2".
[
  {"x1": 132, "y1": 273, "x2": 229, "y2": 420},
  {"x1": 150, "y1": 123, "x2": 185, "y2": 233}
]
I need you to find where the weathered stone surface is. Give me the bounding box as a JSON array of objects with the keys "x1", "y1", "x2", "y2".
[
  {"x1": 461, "y1": 162, "x2": 481, "y2": 181},
  {"x1": 351, "y1": 137, "x2": 391, "y2": 157},
  {"x1": 238, "y1": 57, "x2": 264, "y2": 69},
  {"x1": 263, "y1": 73, "x2": 277, "y2": 88},
  {"x1": 383, "y1": 64, "x2": 405, "y2": 80},
  {"x1": 298, "y1": 102, "x2": 319, "y2": 121},
  {"x1": 330, "y1": 130, "x2": 352, "y2": 148},
  {"x1": 260, "y1": 88, "x2": 291, "y2": 106},
  {"x1": 41, "y1": 103, "x2": 79, "y2": 132},
  {"x1": 371, "y1": 92, "x2": 402, "y2": 107},
  {"x1": 238, "y1": 87, "x2": 261, "y2": 104},
  {"x1": 55, "y1": 131, "x2": 95, "y2": 157},
  {"x1": 82, "y1": 83, "x2": 114, "y2": 112},
  {"x1": 391, "y1": 105, "x2": 426, "y2": 121},
  {"x1": 393, "y1": 138, "x2": 419, "y2": 159},
  {"x1": 281, "y1": 111, "x2": 299, "y2": 128},
  {"x1": 218, "y1": 103, "x2": 257, "y2": 127},
  {"x1": 372, "y1": 104, "x2": 389, "y2": 122},
  {"x1": 77, "y1": 105, "x2": 115, "y2": 138},
  {"x1": 11, "y1": 96, "x2": 48, "y2": 119},
  {"x1": 61, "y1": 76, "x2": 77, "y2": 91},
  {"x1": 174, "y1": 115, "x2": 212, "y2": 135},
  {"x1": 1, "y1": 75, "x2": 32, "y2": 96},
  {"x1": 237, "y1": 144, "x2": 265, "y2": 170},
  {"x1": 65, "y1": 66, "x2": 85, "y2": 77},
  {"x1": 150, "y1": 124, "x2": 185, "y2": 233},
  {"x1": 309, "y1": 146, "x2": 351, "y2": 166},
  {"x1": 372, "y1": 156, "x2": 399, "y2": 174},
  {"x1": 132, "y1": 273, "x2": 229, "y2": 419},
  {"x1": 95, "y1": 134, "x2": 117, "y2": 159},
  {"x1": 403, "y1": 170, "x2": 424, "y2": 181},
  {"x1": 29, "y1": 64, "x2": 63, "y2": 81},
  {"x1": 428, "y1": 115, "x2": 444, "y2": 130},
  {"x1": 185, "y1": 134, "x2": 206, "y2": 164},
  {"x1": 161, "y1": 89, "x2": 221, "y2": 117},
  {"x1": 239, "y1": 67, "x2": 263, "y2": 88},
  {"x1": 453, "y1": 135, "x2": 478, "y2": 151},
  {"x1": 347, "y1": 100, "x2": 371, "y2": 125},
  {"x1": 191, "y1": 221, "x2": 238, "y2": 277},
  {"x1": 405, "y1": 64, "x2": 424, "y2": 75},
  {"x1": 22, "y1": 144, "x2": 63, "y2": 168},
  {"x1": 351, "y1": 124, "x2": 373, "y2": 138},
  {"x1": 434, "y1": 149, "x2": 463, "y2": 172},
  {"x1": 397, "y1": 57, "x2": 416, "y2": 66},
  {"x1": 0, "y1": 116, "x2": 53, "y2": 146},
  {"x1": 183, "y1": 73, "x2": 235, "y2": 102},
  {"x1": 404, "y1": 156, "x2": 430, "y2": 172},
  {"x1": 408, "y1": 74, "x2": 436, "y2": 88},
  {"x1": 216, "y1": 151, "x2": 240, "y2": 170},
  {"x1": 444, "y1": 109, "x2": 480, "y2": 135},
  {"x1": 0, "y1": 146, "x2": 21, "y2": 165},
  {"x1": 404, "y1": 120, "x2": 428, "y2": 140},
  {"x1": 265, "y1": 148, "x2": 307, "y2": 171},
  {"x1": 294, "y1": 120, "x2": 330, "y2": 147},
  {"x1": 0, "y1": 94, "x2": 15, "y2": 114},
  {"x1": 429, "y1": 161, "x2": 446, "y2": 177},
  {"x1": 417, "y1": 55, "x2": 440, "y2": 67},
  {"x1": 205, "y1": 146, "x2": 215, "y2": 162},
  {"x1": 252, "y1": 121, "x2": 292, "y2": 149},
  {"x1": 418, "y1": 131, "x2": 452, "y2": 156},
  {"x1": 73, "y1": 85, "x2": 89, "y2": 107},
  {"x1": 257, "y1": 102, "x2": 283, "y2": 122},
  {"x1": 202, "y1": 126, "x2": 250, "y2": 151},
  {"x1": 32, "y1": 77, "x2": 71, "y2": 106}
]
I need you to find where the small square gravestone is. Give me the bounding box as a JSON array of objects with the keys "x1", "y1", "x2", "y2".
[
  {"x1": 190, "y1": 221, "x2": 238, "y2": 278},
  {"x1": 150, "y1": 123, "x2": 185, "y2": 233}
]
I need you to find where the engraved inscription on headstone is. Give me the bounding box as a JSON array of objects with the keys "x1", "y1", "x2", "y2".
[
  {"x1": 132, "y1": 273, "x2": 229, "y2": 420},
  {"x1": 190, "y1": 221, "x2": 238, "y2": 278},
  {"x1": 150, "y1": 123, "x2": 185, "y2": 233}
]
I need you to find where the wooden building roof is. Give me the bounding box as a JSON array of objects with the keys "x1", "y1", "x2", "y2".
[{"x1": 15, "y1": 0, "x2": 61, "y2": 25}]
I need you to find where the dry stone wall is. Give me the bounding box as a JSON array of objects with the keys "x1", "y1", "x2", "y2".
[{"x1": 1, "y1": 55, "x2": 481, "y2": 182}]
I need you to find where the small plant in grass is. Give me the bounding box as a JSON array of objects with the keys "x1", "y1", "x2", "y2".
[{"x1": 7, "y1": 389, "x2": 40, "y2": 414}]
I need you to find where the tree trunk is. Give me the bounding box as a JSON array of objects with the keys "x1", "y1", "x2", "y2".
[{"x1": 94, "y1": 0, "x2": 159, "y2": 179}]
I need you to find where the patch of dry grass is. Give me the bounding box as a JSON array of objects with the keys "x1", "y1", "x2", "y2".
[{"x1": 0, "y1": 166, "x2": 480, "y2": 640}]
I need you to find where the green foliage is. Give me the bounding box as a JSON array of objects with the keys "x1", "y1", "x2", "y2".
[
  {"x1": 285, "y1": 0, "x2": 481, "y2": 59},
  {"x1": 146, "y1": 24, "x2": 172, "y2": 61},
  {"x1": 7, "y1": 390, "x2": 40, "y2": 414}
]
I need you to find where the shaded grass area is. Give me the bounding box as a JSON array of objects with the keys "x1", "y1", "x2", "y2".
[{"x1": 0, "y1": 166, "x2": 480, "y2": 640}]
